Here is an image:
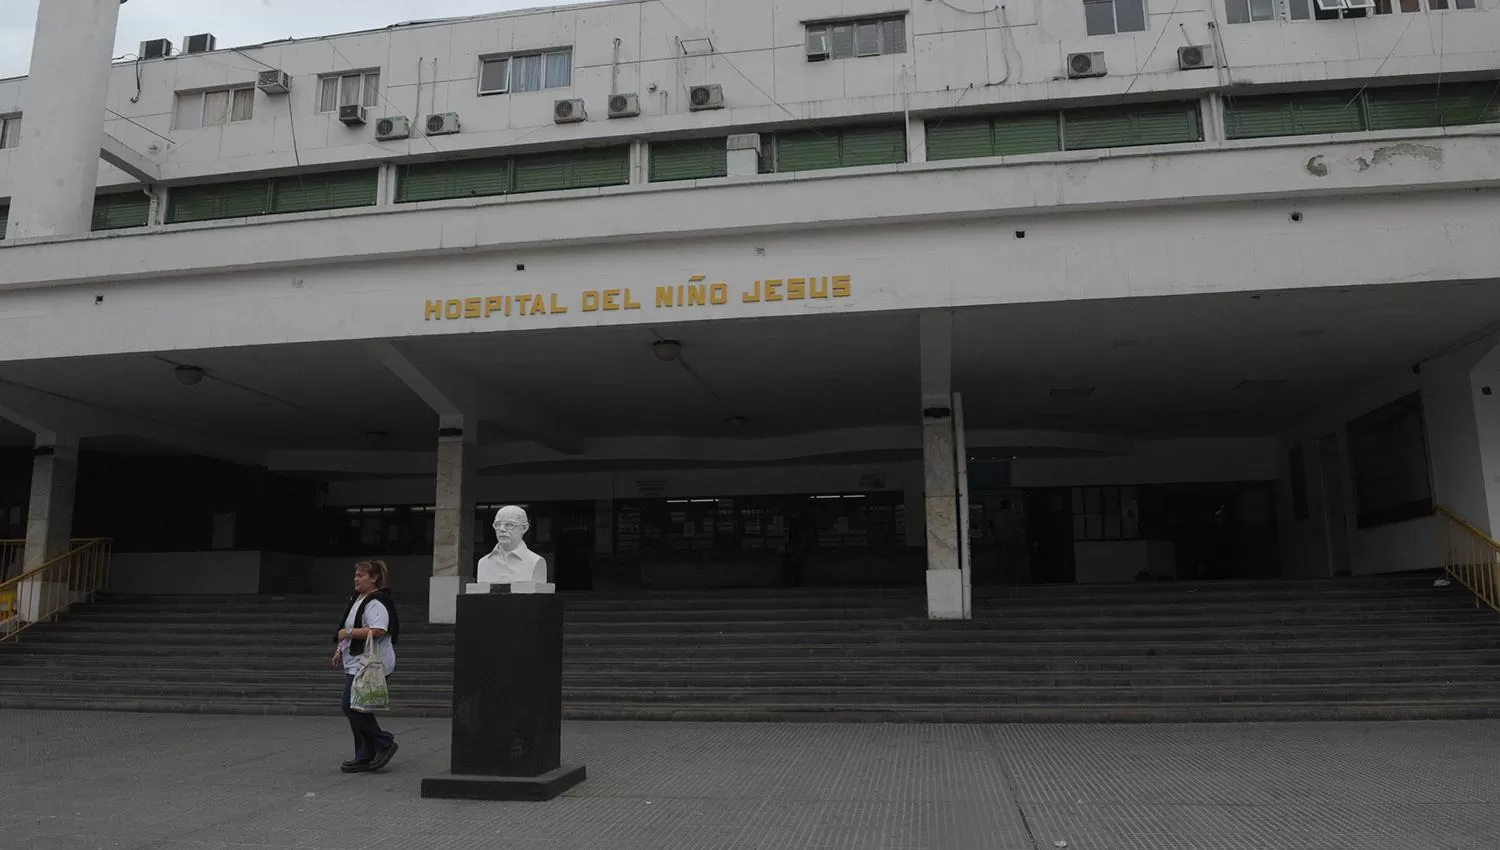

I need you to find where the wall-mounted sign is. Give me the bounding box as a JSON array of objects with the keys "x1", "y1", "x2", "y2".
[{"x1": 423, "y1": 274, "x2": 852, "y2": 322}]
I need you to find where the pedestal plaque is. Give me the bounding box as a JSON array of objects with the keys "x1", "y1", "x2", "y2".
[{"x1": 420, "y1": 594, "x2": 586, "y2": 801}]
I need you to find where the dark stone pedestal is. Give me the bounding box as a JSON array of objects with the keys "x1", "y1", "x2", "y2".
[{"x1": 420, "y1": 594, "x2": 586, "y2": 802}]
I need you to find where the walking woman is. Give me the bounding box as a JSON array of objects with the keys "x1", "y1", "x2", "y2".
[{"x1": 331, "y1": 559, "x2": 400, "y2": 773}]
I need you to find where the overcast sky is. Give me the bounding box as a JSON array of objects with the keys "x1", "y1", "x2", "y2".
[{"x1": 1, "y1": 0, "x2": 576, "y2": 78}]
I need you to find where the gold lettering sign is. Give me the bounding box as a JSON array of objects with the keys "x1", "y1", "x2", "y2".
[{"x1": 424, "y1": 276, "x2": 852, "y2": 321}]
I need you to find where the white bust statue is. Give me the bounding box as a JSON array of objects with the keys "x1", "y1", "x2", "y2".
[{"x1": 476, "y1": 505, "x2": 548, "y2": 585}]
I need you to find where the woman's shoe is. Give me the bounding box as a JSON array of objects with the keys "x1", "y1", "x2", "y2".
[
  {"x1": 341, "y1": 759, "x2": 372, "y2": 773},
  {"x1": 368, "y1": 742, "x2": 399, "y2": 771}
]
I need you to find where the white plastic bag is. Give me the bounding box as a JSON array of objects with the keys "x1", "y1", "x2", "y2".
[{"x1": 349, "y1": 635, "x2": 390, "y2": 713}]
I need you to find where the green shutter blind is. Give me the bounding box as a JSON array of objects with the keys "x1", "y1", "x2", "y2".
[
  {"x1": 397, "y1": 158, "x2": 512, "y2": 203},
  {"x1": 650, "y1": 138, "x2": 728, "y2": 182},
  {"x1": 1365, "y1": 82, "x2": 1500, "y2": 131},
  {"x1": 839, "y1": 125, "x2": 906, "y2": 167},
  {"x1": 926, "y1": 118, "x2": 995, "y2": 161},
  {"x1": 991, "y1": 113, "x2": 1062, "y2": 156},
  {"x1": 167, "y1": 180, "x2": 270, "y2": 223},
  {"x1": 1064, "y1": 102, "x2": 1200, "y2": 151},
  {"x1": 271, "y1": 169, "x2": 378, "y2": 214},
  {"x1": 91, "y1": 192, "x2": 150, "y2": 231},
  {"x1": 773, "y1": 131, "x2": 842, "y2": 173},
  {"x1": 1224, "y1": 93, "x2": 1364, "y2": 139},
  {"x1": 512, "y1": 146, "x2": 631, "y2": 194}
]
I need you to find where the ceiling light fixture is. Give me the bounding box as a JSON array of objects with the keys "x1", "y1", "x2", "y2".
[
  {"x1": 174, "y1": 365, "x2": 205, "y2": 386},
  {"x1": 653, "y1": 339, "x2": 682, "y2": 362}
]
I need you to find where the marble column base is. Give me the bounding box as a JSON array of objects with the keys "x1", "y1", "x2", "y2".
[
  {"x1": 926, "y1": 570, "x2": 969, "y2": 620},
  {"x1": 429, "y1": 575, "x2": 463, "y2": 624}
]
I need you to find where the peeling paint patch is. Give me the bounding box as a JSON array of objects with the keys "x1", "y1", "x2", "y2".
[
  {"x1": 1305, "y1": 155, "x2": 1329, "y2": 178},
  {"x1": 1351, "y1": 143, "x2": 1444, "y2": 172}
]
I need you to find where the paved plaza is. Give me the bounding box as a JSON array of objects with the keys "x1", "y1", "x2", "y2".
[{"x1": 2, "y1": 710, "x2": 1497, "y2": 850}]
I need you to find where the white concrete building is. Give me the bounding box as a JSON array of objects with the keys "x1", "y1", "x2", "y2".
[{"x1": 2, "y1": 0, "x2": 1499, "y2": 622}]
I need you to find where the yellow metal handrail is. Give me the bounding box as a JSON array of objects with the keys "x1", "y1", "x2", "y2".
[
  {"x1": 0, "y1": 538, "x2": 112, "y2": 643},
  {"x1": 1435, "y1": 505, "x2": 1500, "y2": 614}
]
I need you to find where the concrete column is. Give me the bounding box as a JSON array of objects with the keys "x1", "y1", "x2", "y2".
[
  {"x1": 906, "y1": 116, "x2": 927, "y2": 164},
  {"x1": 920, "y1": 311, "x2": 969, "y2": 619},
  {"x1": 6, "y1": 0, "x2": 124, "y2": 241},
  {"x1": 23, "y1": 436, "x2": 79, "y2": 571},
  {"x1": 429, "y1": 420, "x2": 476, "y2": 624},
  {"x1": 629, "y1": 140, "x2": 648, "y2": 185},
  {"x1": 593, "y1": 498, "x2": 614, "y2": 556},
  {"x1": 727, "y1": 134, "x2": 761, "y2": 177}
]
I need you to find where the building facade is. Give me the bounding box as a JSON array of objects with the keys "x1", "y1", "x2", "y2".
[{"x1": 2, "y1": 0, "x2": 1499, "y2": 622}]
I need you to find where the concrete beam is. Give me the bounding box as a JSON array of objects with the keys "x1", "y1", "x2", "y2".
[
  {"x1": 366, "y1": 341, "x2": 585, "y2": 455},
  {"x1": 100, "y1": 133, "x2": 160, "y2": 184},
  {"x1": 0, "y1": 380, "x2": 264, "y2": 467}
]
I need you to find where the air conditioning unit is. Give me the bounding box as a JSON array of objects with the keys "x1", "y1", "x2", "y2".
[
  {"x1": 425, "y1": 112, "x2": 461, "y2": 136},
  {"x1": 140, "y1": 39, "x2": 172, "y2": 60},
  {"x1": 339, "y1": 104, "x2": 368, "y2": 126},
  {"x1": 375, "y1": 116, "x2": 410, "y2": 140},
  {"x1": 183, "y1": 33, "x2": 216, "y2": 55},
  {"x1": 607, "y1": 93, "x2": 640, "y2": 119},
  {"x1": 805, "y1": 30, "x2": 831, "y2": 62},
  {"x1": 553, "y1": 98, "x2": 587, "y2": 124},
  {"x1": 1177, "y1": 45, "x2": 1216, "y2": 71},
  {"x1": 1066, "y1": 52, "x2": 1107, "y2": 79},
  {"x1": 688, "y1": 84, "x2": 724, "y2": 112},
  {"x1": 256, "y1": 69, "x2": 291, "y2": 95}
]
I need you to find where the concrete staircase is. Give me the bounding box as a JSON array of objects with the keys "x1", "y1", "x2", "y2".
[{"x1": 1, "y1": 574, "x2": 1498, "y2": 722}]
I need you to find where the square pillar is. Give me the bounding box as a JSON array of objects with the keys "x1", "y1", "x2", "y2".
[
  {"x1": 727, "y1": 134, "x2": 761, "y2": 177},
  {"x1": 920, "y1": 311, "x2": 970, "y2": 619},
  {"x1": 23, "y1": 437, "x2": 79, "y2": 572},
  {"x1": 430, "y1": 421, "x2": 477, "y2": 624}
]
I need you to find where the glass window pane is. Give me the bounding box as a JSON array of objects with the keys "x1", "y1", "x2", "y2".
[
  {"x1": 1116, "y1": 0, "x2": 1148, "y2": 32},
  {"x1": 2, "y1": 116, "x2": 20, "y2": 148},
  {"x1": 856, "y1": 22, "x2": 881, "y2": 56},
  {"x1": 203, "y1": 89, "x2": 230, "y2": 126},
  {"x1": 1289, "y1": 0, "x2": 1312, "y2": 18},
  {"x1": 231, "y1": 88, "x2": 254, "y2": 122},
  {"x1": 1455, "y1": 0, "x2": 1476, "y2": 9},
  {"x1": 174, "y1": 94, "x2": 202, "y2": 130},
  {"x1": 884, "y1": 18, "x2": 906, "y2": 54},
  {"x1": 319, "y1": 77, "x2": 338, "y2": 112},
  {"x1": 363, "y1": 72, "x2": 380, "y2": 108},
  {"x1": 480, "y1": 58, "x2": 509, "y2": 93},
  {"x1": 340, "y1": 74, "x2": 360, "y2": 108},
  {"x1": 1250, "y1": 0, "x2": 1277, "y2": 19},
  {"x1": 1226, "y1": 0, "x2": 1250, "y2": 23},
  {"x1": 831, "y1": 25, "x2": 855, "y2": 59},
  {"x1": 1429, "y1": 0, "x2": 1451, "y2": 7},
  {"x1": 545, "y1": 50, "x2": 572, "y2": 88},
  {"x1": 1084, "y1": 0, "x2": 1117, "y2": 35},
  {"x1": 515, "y1": 54, "x2": 543, "y2": 92}
]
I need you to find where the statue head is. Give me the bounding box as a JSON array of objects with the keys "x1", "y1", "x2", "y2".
[{"x1": 492, "y1": 505, "x2": 530, "y2": 552}]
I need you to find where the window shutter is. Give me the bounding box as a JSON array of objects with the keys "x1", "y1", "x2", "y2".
[
  {"x1": 926, "y1": 118, "x2": 995, "y2": 161},
  {"x1": 271, "y1": 170, "x2": 378, "y2": 214},
  {"x1": 773, "y1": 131, "x2": 842, "y2": 172},
  {"x1": 650, "y1": 138, "x2": 729, "y2": 182},
  {"x1": 167, "y1": 180, "x2": 270, "y2": 223},
  {"x1": 839, "y1": 125, "x2": 906, "y2": 167},
  {"x1": 397, "y1": 158, "x2": 512, "y2": 203},
  {"x1": 0, "y1": 204, "x2": 8, "y2": 239},
  {"x1": 1224, "y1": 93, "x2": 1363, "y2": 139},
  {"x1": 1365, "y1": 82, "x2": 1500, "y2": 131},
  {"x1": 512, "y1": 146, "x2": 630, "y2": 194},
  {"x1": 991, "y1": 113, "x2": 1062, "y2": 156},
  {"x1": 91, "y1": 192, "x2": 150, "y2": 230},
  {"x1": 1065, "y1": 102, "x2": 1200, "y2": 151}
]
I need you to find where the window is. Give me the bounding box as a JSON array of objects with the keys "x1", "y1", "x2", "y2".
[
  {"x1": 91, "y1": 192, "x2": 150, "y2": 231},
  {"x1": 397, "y1": 146, "x2": 630, "y2": 203},
  {"x1": 805, "y1": 16, "x2": 906, "y2": 61},
  {"x1": 926, "y1": 101, "x2": 1202, "y2": 161},
  {"x1": 319, "y1": 71, "x2": 380, "y2": 113},
  {"x1": 1084, "y1": 0, "x2": 1147, "y2": 35},
  {"x1": 1072, "y1": 487, "x2": 1140, "y2": 541},
  {"x1": 760, "y1": 124, "x2": 906, "y2": 173},
  {"x1": 478, "y1": 49, "x2": 573, "y2": 95},
  {"x1": 0, "y1": 114, "x2": 20, "y2": 149},
  {"x1": 1346, "y1": 392, "x2": 1433, "y2": 528},
  {"x1": 650, "y1": 138, "x2": 729, "y2": 182},
  {"x1": 174, "y1": 87, "x2": 254, "y2": 130},
  {"x1": 1223, "y1": 81, "x2": 1500, "y2": 140},
  {"x1": 1226, "y1": 0, "x2": 1280, "y2": 23},
  {"x1": 167, "y1": 170, "x2": 378, "y2": 223}
]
